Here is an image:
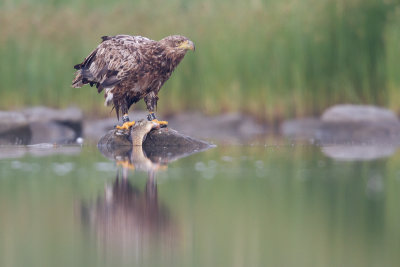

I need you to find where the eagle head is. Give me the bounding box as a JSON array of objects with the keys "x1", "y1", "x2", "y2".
[{"x1": 160, "y1": 35, "x2": 195, "y2": 53}]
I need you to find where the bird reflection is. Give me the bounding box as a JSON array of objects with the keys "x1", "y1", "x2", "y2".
[{"x1": 80, "y1": 144, "x2": 180, "y2": 263}]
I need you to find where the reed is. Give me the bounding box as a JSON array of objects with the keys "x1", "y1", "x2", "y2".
[{"x1": 0, "y1": 0, "x2": 398, "y2": 120}]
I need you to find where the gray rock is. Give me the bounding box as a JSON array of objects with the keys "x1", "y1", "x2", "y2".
[
  {"x1": 319, "y1": 105, "x2": 400, "y2": 144},
  {"x1": 22, "y1": 106, "x2": 82, "y2": 124},
  {"x1": 0, "y1": 111, "x2": 29, "y2": 133},
  {"x1": 29, "y1": 121, "x2": 77, "y2": 144},
  {"x1": 0, "y1": 107, "x2": 83, "y2": 145},
  {"x1": 98, "y1": 130, "x2": 211, "y2": 166},
  {"x1": 143, "y1": 127, "x2": 212, "y2": 150},
  {"x1": 23, "y1": 106, "x2": 83, "y2": 143},
  {"x1": 316, "y1": 121, "x2": 400, "y2": 144},
  {"x1": 321, "y1": 104, "x2": 398, "y2": 124},
  {"x1": 0, "y1": 111, "x2": 31, "y2": 145},
  {"x1": 0, "y1": 126, "x2": 32, "y2": 145},
  {"x1": 98, "y1": 129, "x2": 134, "y2": 148},
  {"x1": 280, "y1": 118, "x2": 321, "y2": 140},
  {"x1": 98, "y1": 120, "x2": 213, "y2": 163},
  {"x1": 281, "y1": 105, "x2": 400, "y2": 145},
  {"x1": 99, "y1": 126, "x2": 212, "y2": 150}
]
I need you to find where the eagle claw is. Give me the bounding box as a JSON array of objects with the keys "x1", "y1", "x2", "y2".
[
  {"x1": 151, "y1": 119, "x2": 168, "y2": 128},
  {"x1": 115, "y1": 121, "x2": 136, "y2": 130}
]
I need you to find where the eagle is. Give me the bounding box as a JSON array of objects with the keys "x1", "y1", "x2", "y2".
[{"x1": 72, "y1": 34, "x2": 195, "y2": 130}]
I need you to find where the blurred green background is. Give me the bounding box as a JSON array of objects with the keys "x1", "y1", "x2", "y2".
[{"x1": 1, "y1": 0, "x2": 399, "y2": 120}]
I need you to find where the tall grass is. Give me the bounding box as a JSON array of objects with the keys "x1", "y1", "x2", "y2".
[{"x1": 0, "y1": 0, "x2": 399, "y2": 120}]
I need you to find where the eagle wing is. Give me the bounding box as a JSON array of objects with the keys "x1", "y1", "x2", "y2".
[{"x1": 72, "y1": 35, "x2": 152, "y2": 92}]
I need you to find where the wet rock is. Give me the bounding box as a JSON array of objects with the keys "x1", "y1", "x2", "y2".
[
  {"x1": 29, "y1": 121, "x2": 77, "y2": 144},
  {"x1": 280, "y1": 118, "x2": 321, "y2": 140},
  {"x1": 0, "y1": 111, "x2": 31, "y2": 145},
  {"x1": 318, "y1": 105, "x2": 400, "y2": 144},
  {"x1": 316, "y1": 121, "x2": 400, "y2": 144},
  {"x1": 98, "y1": 129, "x2": 211, "y2": 167},
  {"x1": 23, "y1": 106, "x2": 83, "y2": 144},
  {"x1": 98, "y1": 120, "x2": 213, "y2": 160},
  {"x1": 321, "y1": 104, "x2": 398, "y2": 124},
  {"x1": 98, "y1": 129, "x2": 135, "y2": 148},
  {"x1": 0, "y1": 111, "x2": 29, "y2": 133},
  {"x1": 0, "y1": 107, "x2": 83, "y2": 145},
  {"x1": 281, "y1": 105, "x2": 400, "y2": 145},
  {"x1": 143, "y1": 127, "x2": 213, "y2": 162},
  {"x1": 22, "y1": 106, "x2": 82, "y2": 125},
  {"x1": 98, "y1": 126, "x2": 212, "y2": 150},
  {"x1": 143, "y1": 127, "x2": 212, "y2": 149}
]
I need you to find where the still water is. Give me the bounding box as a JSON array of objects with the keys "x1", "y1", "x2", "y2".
[{"x1": 0, "y1": 142, "x2": 400, "y2": 267}]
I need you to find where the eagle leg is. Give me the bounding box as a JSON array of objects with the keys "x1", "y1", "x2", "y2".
[
  {"x1": 147, "y1": 112, "x2": 168, "y2": 127},
  {"x1": 145, "y1": 93, "x2": 167, "y2": 127},
  {"x1": 115, "y1": 114, "x2": 136, "y2": 130}
]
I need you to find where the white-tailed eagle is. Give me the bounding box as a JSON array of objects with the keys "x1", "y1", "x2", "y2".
[{"x1": 72, "y1": 35, "x2": 195, "y2": 130}]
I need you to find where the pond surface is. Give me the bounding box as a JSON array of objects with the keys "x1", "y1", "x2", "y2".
[{"x1": 1, "y1": 142, "x2": 400, "y2": 267}]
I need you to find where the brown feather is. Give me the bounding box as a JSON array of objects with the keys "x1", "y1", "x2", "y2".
[{"x1": 72, "y1": 34, "x2": 193, "y2": 119}]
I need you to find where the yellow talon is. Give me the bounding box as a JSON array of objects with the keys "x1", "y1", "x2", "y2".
[
  {"x1": 116, "y1": 121, "x2": 136, "y2": 130},
  {"x1": 152, "y1": 119, "x2": 168, "y2": 125}
]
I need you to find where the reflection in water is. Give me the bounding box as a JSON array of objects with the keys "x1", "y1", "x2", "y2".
[
  {"x1": 321, "y1": 145, "x2": 398, "y2": 161},
  {"x1": 80, "y1": 143, "x2": 207, "y2": 264},
  {"x1": 81, "y1": 168, "x2": 175, "y2": 263},
  {"x1": 2, "y1": 144, "x2": 400, "y2": 266},
  {"x1": 0, "y1": 145, "x2": 81, "y2": 159}
]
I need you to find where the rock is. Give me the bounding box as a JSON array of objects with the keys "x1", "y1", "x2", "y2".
[
  {"x1": 98, "y1": 130, "x2": 133, "y2": 148},
  {"x1": 22, "y1": 106, "x2": 83, "y2": 144},
  {"x1": 142, "y1": 127, "x2": 213, "y2": 162},
  {"x1": 318, "y1": 105, "x2": 400, "y2": 144},
  {"x1": 143, "y1": 127, "x2": 212, "y2": 149},
  {"x1": 0, "y1": 111, "x2": 29, "y2": 133},
  {"x1": 321, "y1": 104, "x2": 398, "y2": 123},
  {"x1": 99, "y1": 124, "x2": 212, "y2": 151},
  {"x1": 280, "y1": 118, "x2": 321, "y2": 140},
  {"x1": 98, "y1": 130, "x2": 210, "y2": 168},
  {"x1": 281, "y1": 105, "x2": 400, "y2": 145},
  {"x1": 98, "y1": 120, "x2": 213, "y2": 163},
  {"x1": 316, "y1": 121, "x2": 400, "y2": 144},
  {"x1": 0, "y1": 111, "x2": 31, "y2": 145},
  {"x1": 29, "y1": 121, "x2": 77, "y2": 144},
  {"x1": 0, "y1": 126, "x2": 32, "y2": 145},
  {"x1": 22, "y1": 106, "x2": 82, "y2": 124},
  {"x1": 0, "y1": 106, "x2": 83, "y2": 145}
]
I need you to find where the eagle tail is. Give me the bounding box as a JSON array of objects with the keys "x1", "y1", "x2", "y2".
[
  {"x1": 72, "y1": 70, "x2": 84, "y2": 88},
  {"x1": 101, "y1": 36, "x2": 111, "y2": 42},
  {"x1": 72, "y1": 49, "x2": 98, "y2": 88},
  {"x1": 72, "y1": 67, "x2": 97, "y2": 86}
]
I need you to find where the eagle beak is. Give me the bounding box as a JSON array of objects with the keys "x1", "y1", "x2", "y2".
[{"x1": 179, "y1": 40, "x2": 195, "y2": 51}]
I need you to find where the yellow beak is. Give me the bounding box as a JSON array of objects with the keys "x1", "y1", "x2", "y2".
[{"x1": 178, "y1": 40, "x2": 195, "y2": 51}]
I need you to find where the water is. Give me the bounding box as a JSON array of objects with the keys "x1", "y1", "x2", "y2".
[{"x1": 1, "y1": 143, "x2": 400, "y2": 267}]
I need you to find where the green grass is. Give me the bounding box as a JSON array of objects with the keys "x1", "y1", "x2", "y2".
[{"x1": 0, "y1": 0, "x2": 399, "y2": 120}]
